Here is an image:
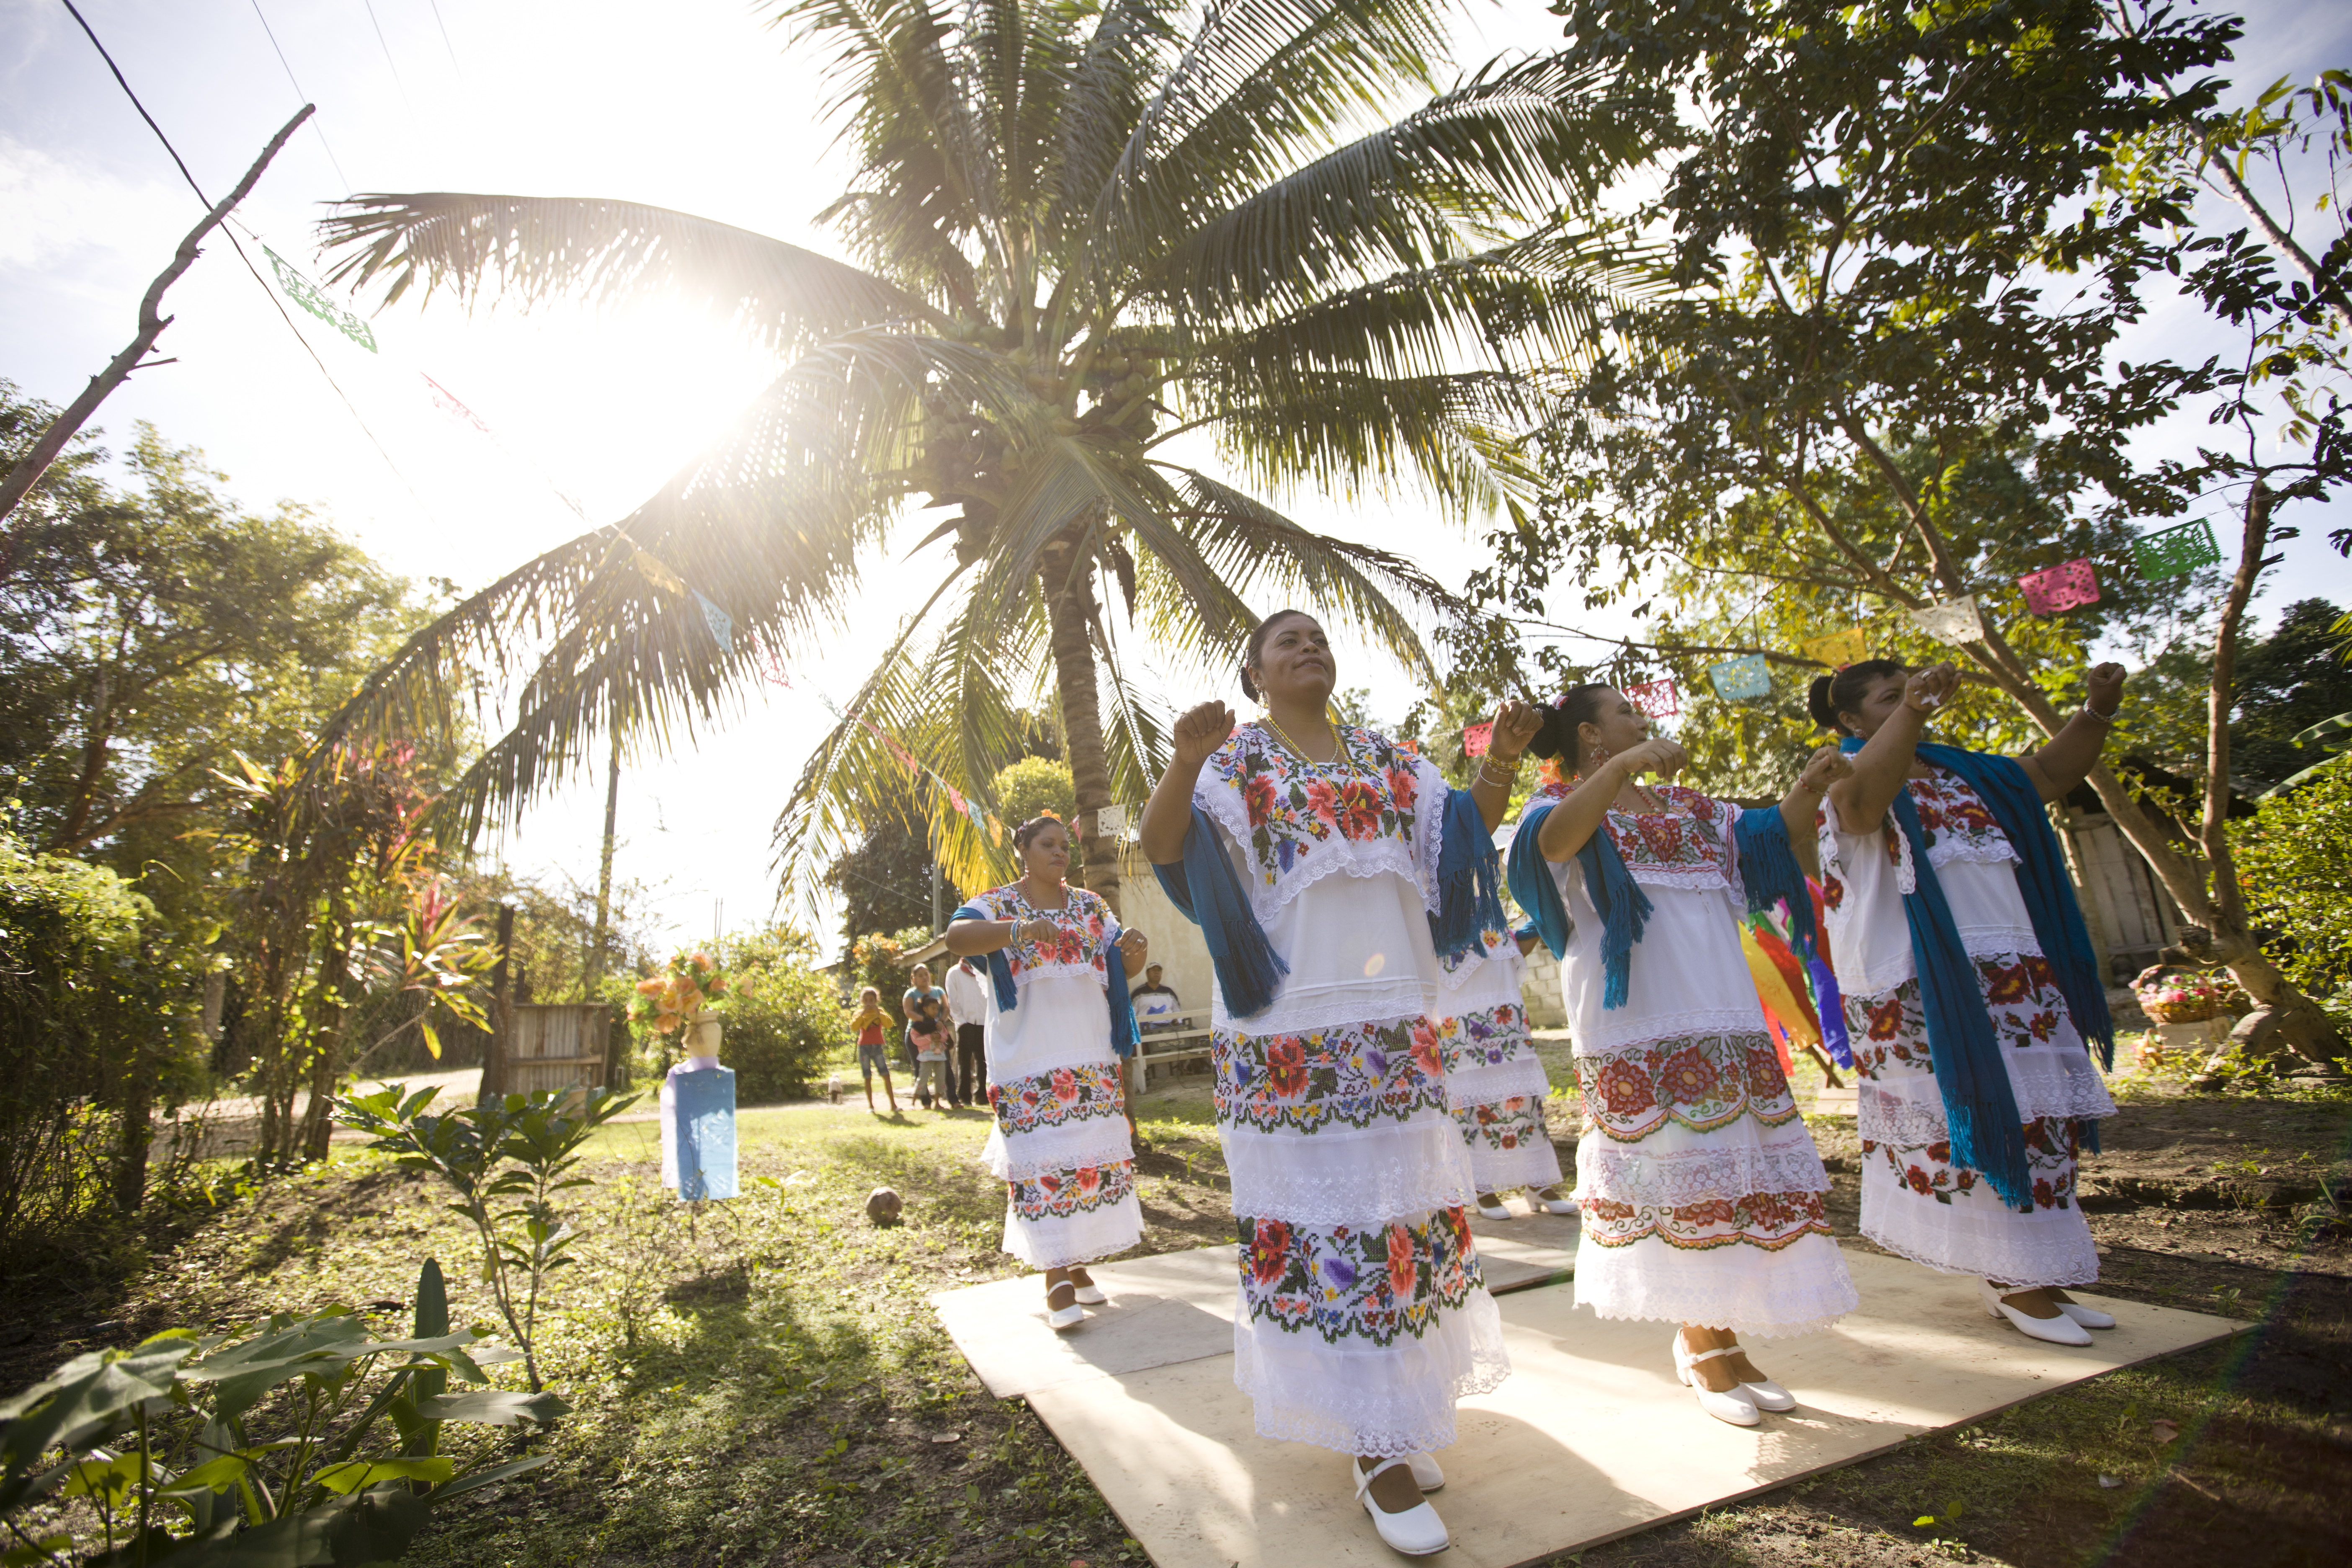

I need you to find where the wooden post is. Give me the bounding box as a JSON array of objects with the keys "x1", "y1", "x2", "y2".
[{"x1": 480, "y1": 904, "x2": 515, "y2": 1106}]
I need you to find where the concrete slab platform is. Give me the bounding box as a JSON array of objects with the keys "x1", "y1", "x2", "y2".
[{"x1": 995, "y1": 1247, "x2": 2243, "y2": 1568}]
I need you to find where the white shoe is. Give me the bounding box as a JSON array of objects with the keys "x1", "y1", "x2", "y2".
[
  {"x1": 1405, "y1": 1452, "x2": 1444, "y2": 1492},
  {"x1": 1473, "y1": 1194, "x2": 1513, "y2": 1220},
  {"x1": 2054, "y1": 1296, "x2": 2116, "y2": 1330},
  {"x1": 1671, "y1": 1332, "x2": 1761, "y2": 1427},
  {"x1": 1353, "y1": 1458, "x2": 1449, "y2": 1555},
  {"x1": 1047, "y1": 1301, "x2": 1085, "y2": 1331},
  {"x1": 1071, "y1": 1283, "x2": 1108, "y2": 1306},
  {"x1": 1978, "y1": 1280, "x2": 2092, "y2": 1346},
  {"x1": 1531, "y1": 1191, "x2": 1578, "y2": 1215},
  {"x1": 1738, "y1": 1377, "x2": 1797, "y2": 1412}
]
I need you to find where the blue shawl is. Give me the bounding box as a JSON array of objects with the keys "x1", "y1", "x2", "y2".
[
  {"x1": 1428, "y1": 784, "x2": 1509, "y2": 964},
  {"x1": 1148, "y1": 806, "x2": 1288, "y2": 1019},
  {"x1": 1835, "y1": 740, "x2": 2034, "y2": 1208},
  {"x1": 1915, "y1": 745, "x2": 2115, "y2": 1069},
  {"x1": 949, "y1": 896, "x2": 1140, "y2": 1059},
  {"x1": 1504, "y1": 799, "x2": 1653, "y2": 1008}
]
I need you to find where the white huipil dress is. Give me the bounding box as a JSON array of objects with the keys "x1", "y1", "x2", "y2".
[
  {"x1": 1194, "y1": 722, "x2": 1507, "y2": 1456},
  {"x1": 1436, "y1": 936, "x2": 1563, "y2": 1193},
  {"x1": 1817, "y1": 767, "x2": 2115, "y2": 1286},
  {"x1": 968, "y1": 882, "x2": 1144, "y2": 1269},
  {"x1": 1526, "y1": 784, "x2": 1857, "y2": 1337}
]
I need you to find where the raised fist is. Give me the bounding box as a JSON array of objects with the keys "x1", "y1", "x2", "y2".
[
  {"x1": 1173, "y1": 700, "x2": 1236, "y2": 768},
  {"x1": 1617, "y1": 737, "x2": 1688, "y2": 780},
  {"x1": 1019, "y1": 916, "x2": 1060, "y2": 947},
  {"x1": 1796, "y1": 743, "x2": 1854, "y2": 794},
  {"x1": 1906, "y1": 663, "x2": 1959, "y2": 714},
  {"x1": 1488, "y1": 699, "x2": 1541, "y2": 761},
  {"x1": 2086, "y1": 662, "x2": 2126, "y2": 715}
]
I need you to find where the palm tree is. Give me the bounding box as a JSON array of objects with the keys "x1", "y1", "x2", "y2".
[{"x1": 314, "y1": 0, "x2": 1662, "y2": 916}]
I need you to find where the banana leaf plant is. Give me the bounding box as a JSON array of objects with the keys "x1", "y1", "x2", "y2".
[
  {"x1": 0, "y1": 1260, "x2": 564, "y2": 1568},
  {"x1": 308, "y1": 0, "x2": 1672, "y2": 917}
]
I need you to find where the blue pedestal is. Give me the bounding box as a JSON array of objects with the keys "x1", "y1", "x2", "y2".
[{"x1": 668, "y1": 1065, "x2": 738, "y2": 1202}]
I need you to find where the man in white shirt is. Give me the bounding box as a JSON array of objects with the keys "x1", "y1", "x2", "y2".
[{"x1": 943, "y1": 956, "x2": 991, "y2": 1110}]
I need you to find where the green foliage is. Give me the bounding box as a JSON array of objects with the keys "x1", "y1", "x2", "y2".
[
  {"x1": 2231, "y1": 757, "x2": 2352, "y2": 993},
  {"x1": 992, "y1": 757, "x2": 1075, "y2": 833},
  {"x1": 0, "y1": 1259, "x2": 562, "y2": 1567},
  {"x1": 714, "y1": 928, "x2": 845, "y2": 1103},
  {"x1": 336, "y1": 1088, "x2": 638, "y2": 1393},
  {"x1": 0, "y1": 821, "x2": 198, "y2": 1264},
  {"x1": 2233, "y1": 599, "x2": 2352, "y2": 787}
]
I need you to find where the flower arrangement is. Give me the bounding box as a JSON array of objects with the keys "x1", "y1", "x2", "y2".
[
  {"x1": 2135, "y1": 970, "x2": 2228, "y2": 1024},
  {"x1": 630, "y1": 949, "x2": 728, "y2": 1034}
]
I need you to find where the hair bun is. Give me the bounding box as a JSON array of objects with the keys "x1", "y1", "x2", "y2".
[
  {"x1": 1527, "y1": 701, "x2": 1569, "y2": 762},
  {"x1": 1806, "y1": 674, "x2": 1839, "y2": 731}
]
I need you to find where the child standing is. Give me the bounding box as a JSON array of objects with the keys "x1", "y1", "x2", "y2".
[
  {"x1": 848, "y1": 987, "x2": 899, "y2": 1113},
  {"x1": 908, "y1": 995, "x2": 951, "y2": 1110}
]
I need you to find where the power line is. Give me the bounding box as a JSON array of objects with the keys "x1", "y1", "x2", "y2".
[
  {"x1": 426, "y1": 0, "x2": 464, "y2": 80},
  {"x1": 243, "y1": 0, "x2": 354, "y2": 191},
  {"x1": 58, "y1": 0, "x2": 429, "y2": 515},
  {"x1": 357, "y1": 0, "x2": 413, "y2": 108}
]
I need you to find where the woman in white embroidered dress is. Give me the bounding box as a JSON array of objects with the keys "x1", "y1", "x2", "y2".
[
  {"x1": 1437, "y1": 930, "x2": 1571, "y2": 1218},
  {"x1": 945, "y1": 816, "x2": 1148, "y2": 1331},
  {"x1": 1138, "y1": 610, "x2": 1536, "y2": 1558},
  {"x1": 1811, "y1": 660, "x2": 2123, "y2": 1345},
  {"x1": 1515, "y1": 684, "x2": 1859, "y2": 1427}
]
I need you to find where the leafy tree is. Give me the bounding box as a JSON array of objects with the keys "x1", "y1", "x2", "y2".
[
  {"x1": 825, "y1": 804, "x2": 946, "y2": 943},
  {"x1": 311, "y1": 0, "x2": 1668, "y2": 920},
  {"x1": 2231, "y1": 598, "x2": 2352, "y2": 787},
  {"x1": 717, "y1": 926, "x2": 851, "y2": 1101},
  {"x1": 0, "y1": 390, "x2": 419, "y2": 857},
  {"x1": 1471, "y1": 0, "x2": 2349, "y2": 1057},
  {"x1": 2232, "y1": 758, "x2": 2352, "y2": 1003}
]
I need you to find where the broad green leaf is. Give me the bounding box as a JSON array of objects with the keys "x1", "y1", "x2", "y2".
[
  {"x1": 417, "y1": 1389, "x2": 570, "y2": 1426},
  {"x1": 310, "y1": 1456, "x2": 455, "y2": 1493}
]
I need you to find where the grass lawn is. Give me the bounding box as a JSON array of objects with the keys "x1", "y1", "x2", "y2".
[{"x1": 6, "y1": 1049, "x2": 2349, "y2": 1566}]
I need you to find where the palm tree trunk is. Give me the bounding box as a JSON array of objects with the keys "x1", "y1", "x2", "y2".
[{"x1": 1039, "y1": 534, "x2": 1120, "y2": 918}]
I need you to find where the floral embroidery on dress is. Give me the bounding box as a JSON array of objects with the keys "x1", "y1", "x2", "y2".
[
  {"x1": 1215, "y1": 1016, "x2": 1450, "y2": 1134},
  {"x1": 1860, "y1": 1117, "x2": 2080, "y2": 1210},
  {"x1": 1575, "y1": 1031, "x2": 1800, "y2": 1142},
  {"x1": 1906, "y1": 771, "x2": 2012, "y2": 859},
  {"x1": 968, "y1": 883, "x2": 1117, "y2": 987},
  {"x1": 1455, "y1": 1095, "x2": 1546, "y2": 1154},
  {"x1": 1842, "y1": 955, "x2": 2066, "y2": 1077},
  {"x1": 1238, "y1": 1208, "x2": 1481, "y2": 1346},
  {"x1": 993, "y1": 1063, "x2": 1127, "y2": 1139},
  {"x1": 1438, "y1": 1001, "x2": 1529, "y2": 1073},
  {"x1": 1602, "y1": 786, "x2": 1728, "y2": 879},
  {"x1": 1008, "y1": 1159, "x2": 1136, "y2": 1222},
  {"x1": 1205, "y1": 723, "x2": 1429, "y2": 890},
  {"x1": 1578, "y1": 1188, "x2": 1831, "y2": 1251}
]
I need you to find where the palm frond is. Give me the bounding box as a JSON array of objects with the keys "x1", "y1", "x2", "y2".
[
  {"x1": 1151, "y1": 54, "x2": 1667, "y2": 317},
  {"x1": 317, "y1": 193, "x2": 940, "y2": 351}
]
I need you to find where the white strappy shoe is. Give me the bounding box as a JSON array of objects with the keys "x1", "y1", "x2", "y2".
[
  {"x1": 1530, "y1": 1188, "x2": 1578, "y2": 1215},
  {"x1": 1353, "y1": 1457, "x2": 1449, "y2": 1555},
  {"x1": 1068, "y1": 1271, "x2": 1109, "y2": 1306},
  {"x1": 1473, "y1": 1194, "x2": 1513, "y2": 1220},
  {"x1": 1671, "y1": 1331, "x2": 1760, "y2": 1427},
  {"x1": 1405, "y1": 1452, "x2": 1444, "y2": 1492},
  {"x1": 1978, "y1": 1280, "x2": 2092, "y2": 1345}
]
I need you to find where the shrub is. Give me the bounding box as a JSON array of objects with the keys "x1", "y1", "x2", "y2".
[
  {"x1": 993, "y1": 756, "x2": 1075, "y2": 829},
  {"x1": 2232, "y1": 757, "x2": 2352, "y2": 993},
  {"x1": 718, "y1": 928, "x2": 846, "y2": 1102}
]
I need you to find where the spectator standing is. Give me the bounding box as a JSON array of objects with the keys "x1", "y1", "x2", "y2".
[
  {"x1": 908, "y1": 995, "x2": 952, "y2": 1110},
  {"x1": 945, "y1": 956, "x2": 990, "y2": 1108}
]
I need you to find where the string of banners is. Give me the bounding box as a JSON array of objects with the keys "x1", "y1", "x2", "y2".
[
  {"x1": 263, "y1": 243, "x2": 749, "y2": 666},
  {"x1": 821, "y1": 695, "x2": 1006, "y2": 848}
]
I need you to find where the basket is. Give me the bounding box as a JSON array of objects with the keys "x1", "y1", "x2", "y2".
[{"x1": 2143, "y1": 995, "x2": 2220, "y2": 1024}]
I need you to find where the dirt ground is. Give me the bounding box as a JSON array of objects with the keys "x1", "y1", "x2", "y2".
[{"x1": 6, "y1": 1065, "x2": 2349, "y2": 1568}]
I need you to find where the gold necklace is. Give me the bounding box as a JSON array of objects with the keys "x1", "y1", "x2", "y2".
[{"x1": 1261, "y1": 711, "x2": 1342, "y2": 766}]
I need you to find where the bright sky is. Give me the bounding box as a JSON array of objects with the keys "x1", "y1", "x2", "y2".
[{"x1": 4, "y1": 0, "x2": 2348, "y2": 959}]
